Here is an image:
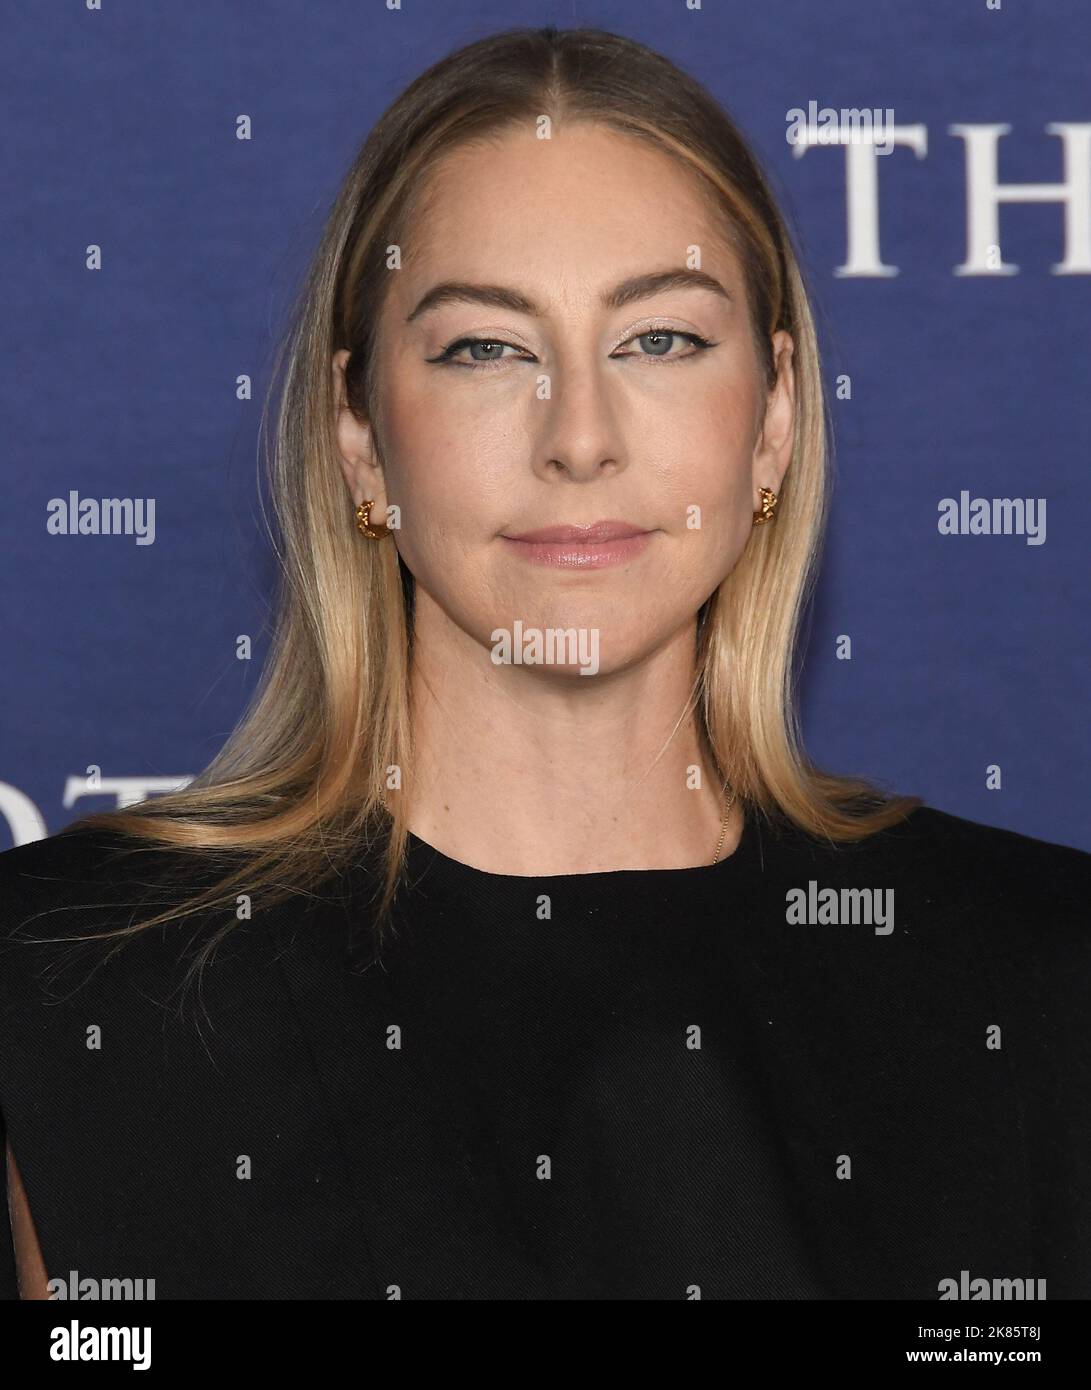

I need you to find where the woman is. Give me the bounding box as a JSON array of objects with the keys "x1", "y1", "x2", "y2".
[{"x1": 2, "y1": 25, "x2": 1088, "y2": 1301}]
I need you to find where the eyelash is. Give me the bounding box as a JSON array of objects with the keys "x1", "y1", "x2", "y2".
[{"x1": 428, "y1": 328, "x2": 717, "y2": 370}]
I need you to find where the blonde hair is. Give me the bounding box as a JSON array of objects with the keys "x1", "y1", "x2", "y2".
[{"x1": 57, "y1": 25, "x2": 920, "y2": 989}]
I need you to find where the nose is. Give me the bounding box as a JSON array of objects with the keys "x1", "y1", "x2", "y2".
[{"x1": 532, "y1": 355, "x2": 626, "y2": 483}]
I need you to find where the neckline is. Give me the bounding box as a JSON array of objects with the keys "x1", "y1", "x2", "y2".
[{"x1": 403, "y1": 802, "x2": 760, "y2": 888}]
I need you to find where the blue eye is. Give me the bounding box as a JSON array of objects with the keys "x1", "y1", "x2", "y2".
[
  {"x1": 622, "y1": 329, "x2": 713, "y2": 359},
  {"x1": 430, "y1": 337, "x2": 529, "y2": 368}
]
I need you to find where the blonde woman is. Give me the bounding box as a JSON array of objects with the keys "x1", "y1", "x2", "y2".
[{"x1": 2, "y1": 26, "x2": 1088, "y2": 1301}]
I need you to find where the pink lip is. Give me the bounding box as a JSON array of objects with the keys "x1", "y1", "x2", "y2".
[
  {"x1": 501, "y1": 520, "x2": 655, "y2": 570},
  {"x1": 506, "y1": 520, "x2": 649, "y2": 543}
]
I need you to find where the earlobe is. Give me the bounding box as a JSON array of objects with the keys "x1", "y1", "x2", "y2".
[{"x1": 337, "y1": 449, "x2": 362, "y2": 504}]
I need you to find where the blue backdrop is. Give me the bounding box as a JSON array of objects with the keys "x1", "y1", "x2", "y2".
[{"x1": 2, "y1": 0, "x2": 1087, "y2": 851}]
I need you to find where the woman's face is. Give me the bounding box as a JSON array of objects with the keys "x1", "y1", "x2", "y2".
[{"x1": 335, "y1": 121, "x2": 794, "y2": 676}]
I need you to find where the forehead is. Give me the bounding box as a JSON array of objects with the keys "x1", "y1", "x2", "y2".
[{"x1": 395, "y1": 121, "x2": 744, "y2": 306}]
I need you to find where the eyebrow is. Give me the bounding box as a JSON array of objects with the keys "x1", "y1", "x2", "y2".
[{"x1": 405, "y1": 267, "x2": 732, "y2": 323}]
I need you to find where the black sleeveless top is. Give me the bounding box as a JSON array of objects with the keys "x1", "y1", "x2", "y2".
[{"x1": 1, "y1": 804, "x2": 1089, "y2": 1300}]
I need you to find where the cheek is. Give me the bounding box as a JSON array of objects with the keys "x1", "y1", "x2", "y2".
[
  {"x1": 650, "y1": 379, "x2": 760, "y2": 523},
  {"x1": 375, "y1": 382, "x2": 507, "y2": 589},
  {"x1": 381, "y1": 359, "x2": 511, "y2": 495}
]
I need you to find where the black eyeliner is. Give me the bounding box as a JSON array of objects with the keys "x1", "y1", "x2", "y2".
[{"x1": 427, "y1": 330, "x2": 718, "y2": 366}]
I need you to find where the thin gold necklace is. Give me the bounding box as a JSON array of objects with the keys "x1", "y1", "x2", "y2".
[{"x1": 711, "y1": 784, "x2": 740, "y2": 865}]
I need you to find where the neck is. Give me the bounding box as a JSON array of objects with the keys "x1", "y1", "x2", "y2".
[{"x1": 399, "y1": 590, "x2": 742, "y2": 875}]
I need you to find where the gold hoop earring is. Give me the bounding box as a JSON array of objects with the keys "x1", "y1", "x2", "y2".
[
  {"x1": 752, "y1": 486, "x2": 779, "y2": 526},
  {"x1": 355, "y1": 500, "x2": 391, "y2": 539}
]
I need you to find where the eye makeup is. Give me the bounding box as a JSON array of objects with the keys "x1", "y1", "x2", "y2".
[{"x1": 426, "y1": 325, "x2": 719, "y2": 370}]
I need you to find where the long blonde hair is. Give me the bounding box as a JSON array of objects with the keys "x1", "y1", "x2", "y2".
[{"x1": 58, "y1": 25, "x2": 920, "y2": 986}]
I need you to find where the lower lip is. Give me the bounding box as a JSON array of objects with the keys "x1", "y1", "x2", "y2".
[{"x1": 501, "y1": 532, "x2": 654, "y2": 569}]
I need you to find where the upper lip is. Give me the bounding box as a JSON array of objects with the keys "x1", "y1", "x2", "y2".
[{"x1": 504, "y1": 520, "x2": 652, "y2": 543}]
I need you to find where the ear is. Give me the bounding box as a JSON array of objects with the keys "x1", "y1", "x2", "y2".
[
  {"x1": 331, "y1": 349, "x2": 387, "y2": 513},
  {"x1": 751, "y1": 330, "x2": 795, "y2": 504}
]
